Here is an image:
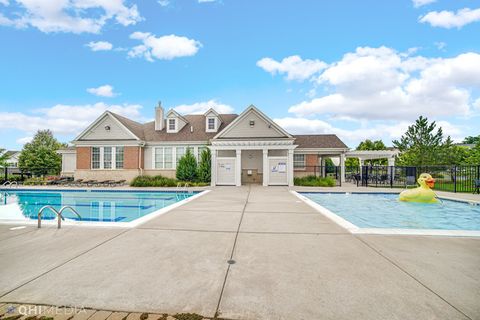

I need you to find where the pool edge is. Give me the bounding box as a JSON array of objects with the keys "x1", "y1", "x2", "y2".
[{"x1": 290, "y1": 190, "x2": 480, "y2": 238}]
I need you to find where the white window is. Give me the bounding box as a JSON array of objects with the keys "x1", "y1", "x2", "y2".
[
  {"x1": 198, "y1": 147, "x2": 208, "y2": 160},
  {"x1": 168, "y1": 118, "x2": 176, "y2": 132},
  {"x1": 92, "y1": 147, "x2": 101, "y2": 169},
  {"x1": 155, "y1": 145, "x2": 206, "y2": 169},
  {"x1": 294, "y1": 154, "x2": 306, "y2": 169},
  {"x1": 91, "y1": 147, "x2": 124, "y2": 170},
  {"x1": 104, "y1": 147, "x2": 112, "y2": 169},
  {"x1": 115, "y1": 147, "x2": 124, "y2": 169},
  {"x1": 208, "y1": 118, "x2": 215, "y2": 130}
]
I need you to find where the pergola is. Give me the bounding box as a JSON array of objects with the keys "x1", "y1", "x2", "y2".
[{"x1": 345, "y1": 150, "x2": 399, "y2": 167}]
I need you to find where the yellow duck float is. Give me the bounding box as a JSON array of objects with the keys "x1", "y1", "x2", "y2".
[{"x1": 399, "y1": 173, "x2": 439, "y2": 203}]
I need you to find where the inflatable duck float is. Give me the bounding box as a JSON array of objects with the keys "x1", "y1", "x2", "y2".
[{"x1": 399, "y1": 173, "x2": 439, "y2": 203}]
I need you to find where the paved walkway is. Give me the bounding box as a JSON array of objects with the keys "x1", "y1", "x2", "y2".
[{"x1": 0, "y1": 186, "x2": 479, "y2": 320}]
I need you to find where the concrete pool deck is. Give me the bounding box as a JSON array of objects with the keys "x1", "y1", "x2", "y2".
[{"x1": 0, "y1": 186, "x2": 479, "y2": 319}]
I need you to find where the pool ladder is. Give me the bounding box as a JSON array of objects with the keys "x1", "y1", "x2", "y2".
[
  {"x1": 176, "y1": 183, "x2": 192, "y2": 200},
  {"x1": 37, "y1": 206, "x2": 82, "y2": 229},
  {"x1": 2, "y1": 181, "x2": 18, "y2": 188}
]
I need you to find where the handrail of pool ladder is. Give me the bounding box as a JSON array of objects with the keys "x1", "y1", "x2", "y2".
[
  {"x1": 2, "y1": 181, "x2": 18, "y2": 188},
  {"x1": 38, "y1": 206, "x2": 64, "y2": 229},
  {"x1": 59, "y1": 206, "x2": 82, "y2": 222}
]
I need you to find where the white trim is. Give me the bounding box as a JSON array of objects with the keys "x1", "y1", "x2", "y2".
[
  {"x1": 90, "y1": 146, "x2": 124, "y2": 170},
  {"x1": 213, "y1": 105, "x2": 293, "y2": 140},
  {"x1": 291, "y1": 191, "x2": 480, "y2": 237},
  {"x1": 206, "y1": 117, "x2": 217, "y2": 132},
  {"x1": 73, "y1": 112, "x2": 140, "y2": 142},
  {"x1": 167, "y1": 118, "x2": 177, "y2": 133}
]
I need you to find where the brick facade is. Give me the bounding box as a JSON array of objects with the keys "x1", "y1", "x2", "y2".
[
  {"x1": 76, "y1": 147, "x2": 91, "y2": 170},
  {"x1": 124, "y1": 146, "x2": 141, "y2": 169},
  {"x1": 305, "y1": 154, "x2": 319, "y2": 172}
]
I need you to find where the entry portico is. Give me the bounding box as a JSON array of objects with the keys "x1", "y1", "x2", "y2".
[{"x1": 210, "y1": 105, "x2": 296, "y2": 187}]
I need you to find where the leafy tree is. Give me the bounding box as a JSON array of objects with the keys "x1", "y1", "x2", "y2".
[
  {"x1": 464, "y1": 142, "x2": 480, "y2": 165},
  {"x1": 393, "y1": 116, "x2": 445, "y2": 166},
  {"x1": 345, "y1": 139, "x2": 388, "y2": 167},
  {"x1": 462, "y1": 135, "x2": 480, "y2": 145},
  {"x1": 438, "y1": 136, "x2": 469, "y2": 165},
  {"x1": 176, "y1": 149, "x2": 198, "y2": 182},
  {"x1": 18, "y1": 130, "x2": 65, "y2": 176},
  {"x1": 197, "y1": 148, "x2": 211, "y2": 183},
  {"x1": 0, "y1": 148, "x2": 9, "y2": 167}
]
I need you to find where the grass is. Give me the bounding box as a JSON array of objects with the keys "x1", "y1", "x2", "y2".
[
  {"x1": 130, "y1": 175, "x2": 209, "y2": 187},
  {"x1": 294, "y1": 175, "x2": 336, "y2": 187}
]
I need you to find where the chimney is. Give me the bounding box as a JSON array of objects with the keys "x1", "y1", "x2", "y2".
[{"x1": 155, "y1": 101, "x2": 164, "y2": 131}]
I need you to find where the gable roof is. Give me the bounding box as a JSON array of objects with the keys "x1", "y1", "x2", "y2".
[
  {"x1": 213, "y1": 104, "x2": 293, "y2": 139},
  {"x1": 110, "y1": 112, "x2": 145, "y2": 140},
  {"x1": 74, "y1": 111, "x2": 143, "y2": 141},
  {"x1": 294, "y1": 134, "x2": 348, "y2": 149},
  {"x1": 5, "y1": 151, "x2": 20, "y2": 157},
  {"x1": 166, "y1": 109, "x2": 189, "y2": 123}
]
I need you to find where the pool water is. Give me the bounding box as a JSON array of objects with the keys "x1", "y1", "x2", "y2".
[
  {"x1": 301, "y1": 193, "x2": 480, "y2": 230},
  {"x1": 0, "y1": 190, "x2": 197, "y2": 223}
]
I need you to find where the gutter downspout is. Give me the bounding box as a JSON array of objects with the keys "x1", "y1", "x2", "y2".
[{"x1": 139, "y1": 142, "x2": 145, "y2": 176}]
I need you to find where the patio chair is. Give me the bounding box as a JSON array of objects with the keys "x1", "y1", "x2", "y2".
[
  {"x1": 82, "y1": 180, "x2": 97, "y2": 187},
  {"x1": 474, "y1": 179, "x2": 480, "y2": 194},
  {"x1": 113, "y1": 180, "x2": 126, "y2": 186},
  {"x1": 68, "y1": 179, "x2": 83, "y2": 187},
  {"x1": 405, "y1": 176, "x2": 417, "y2": 188}
]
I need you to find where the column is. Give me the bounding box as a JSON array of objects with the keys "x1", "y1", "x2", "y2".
[
  {"x1": 359, "y1": 158, "x2": 363, "y2": 177},
  {"x1": 235, "y1": 149, "x2": 242, "y2": 187},
  {"x1": 340, "y1": 153, "x2": 346, "y2": 183},
  {"x1": 388, "y1": 157, "x2": 395, "y2": 182},
  {"x1": 210, "y1": 148, "x2": 217, "y2": 187},
  {"x1": 262, "y1": 149, "x2": 269, "y2": 186},
  {"x1": 321, "y1": 157, "x2": 326, "y2": 178},
  {"x1": 288, "y1": 149, "x2": 294, "y2": 187}
]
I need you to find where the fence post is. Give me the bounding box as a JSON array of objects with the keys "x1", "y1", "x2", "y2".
[
  {"x1": 390, "y1": 166, "x2": 393, "y2": 188},
  {"x1": 454, "y1": 166, "x2": 457, "y2": 193},
  {"x1": 4, "y1": 166, "x2": 7, "y2": 182}
]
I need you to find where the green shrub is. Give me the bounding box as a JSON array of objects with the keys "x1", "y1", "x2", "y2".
[
  {"x1": 176, "y1": 149, "x2": 197, "y2": 182},
  {"x1": 130, "y1": 175, "x2": 177, "y2": 187},
  {"x1": 23, "y1": 177, "x2": 48, "y2": 185},
  {"x1": 197, "y1": 148, "x2": 211, "y2": 183},
  {"x1": 294, "y1": 175, "x2": 336, "y2": 187}
]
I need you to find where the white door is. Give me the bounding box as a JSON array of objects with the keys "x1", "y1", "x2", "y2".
[
  {"x1": 216, "y1": 158, "x2": 236, "y2": 185},
  {"x1": 268, "y1": 157, "x2": 288, "y2": 185}
]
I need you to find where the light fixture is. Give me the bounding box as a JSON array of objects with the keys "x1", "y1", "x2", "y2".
[
  {"x1": 249, "y1": 120, "x2": 255, "y2": 127},
  {"x1": 105, "y1": 125, "x2": 111, "y2": 131}
]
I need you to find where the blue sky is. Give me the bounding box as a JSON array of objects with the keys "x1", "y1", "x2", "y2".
[{"x1": 1, "y1": 0, "x2": 479, "y2": 150}]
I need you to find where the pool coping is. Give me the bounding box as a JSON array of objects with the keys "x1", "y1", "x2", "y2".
[
  {"x1": 291, "y1": 190, "x2": 480, "y2": 237},
  {"x1": 0, "y1": 189, "x2": 210, "y2": 228}
]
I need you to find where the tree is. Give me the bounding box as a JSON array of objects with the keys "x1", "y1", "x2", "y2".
[
  {"x1": 438, "y1": 136, "x2": 469, "y2": 165},
  {"x1": 462, "y1": 135, "x2": 480, "y2": 145},
  {"x1": 18, "y1": 130, "x2": 65, "y2": 176},
  {"x1": 393, "y1": 116, "x2": 445, "y2": 166},
  {"x1": 345, "y1": 139, "x2": 388, "y2": 167},
  {"x1": 176, "y1": 149, "x2": 198, "y2": 182},
  {"x1": 464, "y1": 142, "x2": 480, "y2": 165},
  {"x1": 197, "y1": 148, "x2": 212, "y2": 183},
  {"x1": 0, "y1": 148, "x2": 8, "y2": 168}
]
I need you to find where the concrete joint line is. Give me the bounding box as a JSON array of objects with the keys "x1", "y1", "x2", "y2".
[
  {"x1": 0, "y1": 229, "x2": 131, "y2": 300},
  {"x1": 215, "y1": 184, "x2": 252, "y2": 317},
  {"x1": 355, "y1": 236, "x2": 472, "y2": 320}
]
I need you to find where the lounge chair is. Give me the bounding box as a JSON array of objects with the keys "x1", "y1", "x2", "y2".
[
  {"x1": 113, "y1": 180, "x2": 126, "y2": 186},
  {"x1": 68, "y1": 179, "x2": 83, "y2": 187},
  {"x1": 474, "y1": 179, "x2": 480, "y2": 194},
  {"x1": 95, "y1": 180, "x2": 115, "y2": 187},
  {"x1": 82, "y1": 180, "x2": 97, "y2": 187}
]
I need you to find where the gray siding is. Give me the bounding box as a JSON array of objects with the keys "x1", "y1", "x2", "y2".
[
  {"x1": 81, "y1": 115, "x2": 134, "y2": 140},
  {"x1": 221, "y1": 111, "x2": 285, "y2": 139}
]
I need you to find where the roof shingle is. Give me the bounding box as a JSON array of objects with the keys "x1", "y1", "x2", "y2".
[{"x1": 293, "y1": 134, "x2": 348, "y2": 149}]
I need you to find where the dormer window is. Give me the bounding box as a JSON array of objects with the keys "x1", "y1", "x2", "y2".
[
  {"x1": 208, "y1": 118, "x2": 215, "y2": 130},
  {"x1": 168, "y1": 118, "x2": 176, "y2": 132}
]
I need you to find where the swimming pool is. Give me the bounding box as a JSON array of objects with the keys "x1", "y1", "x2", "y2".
[
  {"x1": 0, "y1": 189, "x2": 203, "y2": 226},
  {"x1": 298, "y1": 192, "x2": 480, "y2": 235}
]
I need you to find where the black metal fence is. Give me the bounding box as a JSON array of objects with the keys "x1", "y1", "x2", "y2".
[
  {"x1": 346, "y1": 165, "x2": 480, "y2": 193},
  {"x1": 1, "y1": 166, "x2": 61, "y2": 184}
]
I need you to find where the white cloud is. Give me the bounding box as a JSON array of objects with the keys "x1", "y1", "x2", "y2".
[
  {"x1": 0, "y1": 103, "x2": 143, "y2": 136},
  {"x1": 16, "y1": 136, "x2": 32, "y2": 145},
  {"x1": 474, "y1": 98, "x2": 480, "y2": 110},
  {"x1": 257, "y1": 55, "x2": 327, "y2": 81},
  {"x1": 434, "y1": 41, "x2": 447, "y2": 51},
  {"x1": 128, "y1": 32, "x2": 202, "y2": 61},
  {"x1": 288, "y1": 47, "x2": 480, "y2": 121},
  {"x1": 173, "y1": 99, "x2": 234, "y2": 114},
  {"x1": 86, "y1": 41, "x2": 113, "y2": 51},
  {"x1": 419, "y1": 7, "x2": 480, "y2": 29},
  {"x1": 274, "y1": 117, "x2": 462, "y2": 146},
  {"x1": 412, "y1": 0, "x2": 436, "y2": 8},
  {"x1": 158, "y1": 0, "x2": 170, "y2": 6},
  {"x1": 0, "y1": 0, "x2": 142, "y2": 34},
  {"x1": 0, "y1": 0, "x2": 9, "y2": 6},
  {"x1": 87, "y1": 85, "x2": 117, "y2": 97}
]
